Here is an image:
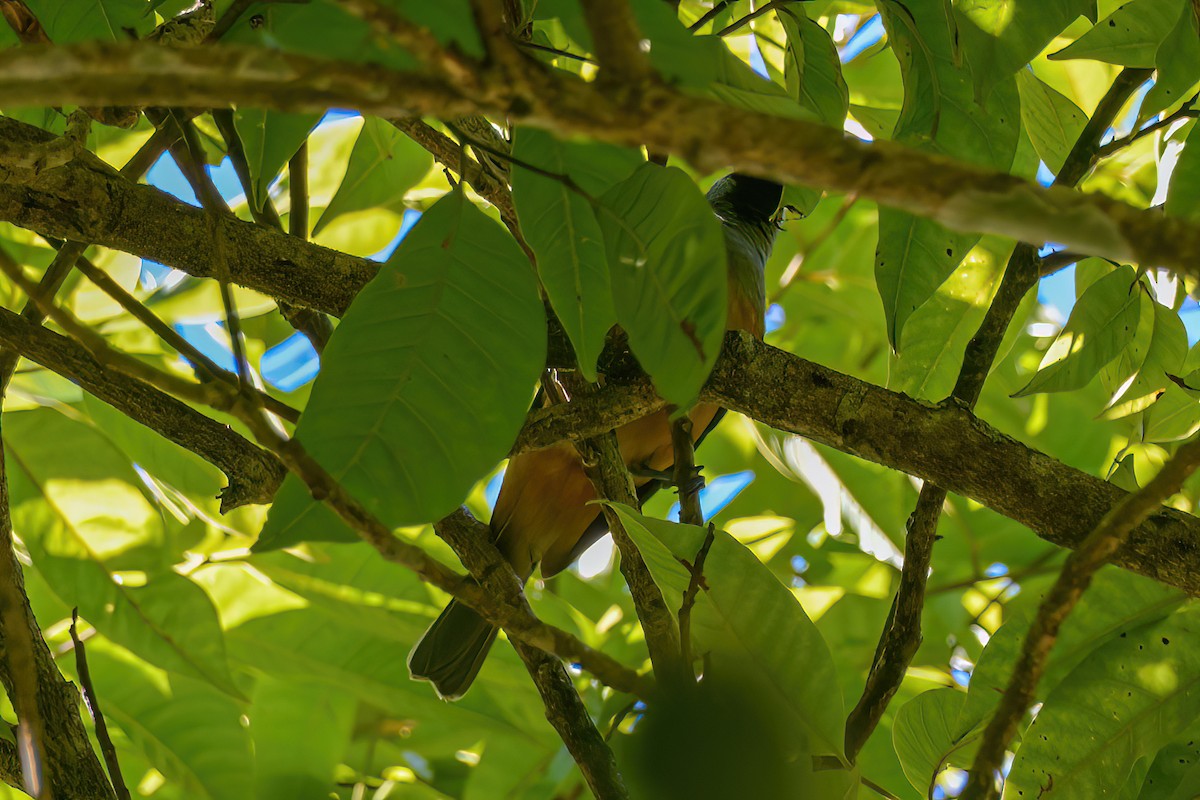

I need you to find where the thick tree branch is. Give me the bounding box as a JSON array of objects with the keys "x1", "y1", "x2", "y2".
[
  {"x1": 434, "y1": 509, "x2": 628, "y2": 800},
  {"x1": 963, "y1": 433, "x2": 1200, "y2": 800},
  {"x1": 0, "y1": 43, "x2": 1197, "y2": 279}
]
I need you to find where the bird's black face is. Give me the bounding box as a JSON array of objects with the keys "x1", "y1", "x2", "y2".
[{"x1": 708, "y1": 173, "x2": 784, "y2": 224}]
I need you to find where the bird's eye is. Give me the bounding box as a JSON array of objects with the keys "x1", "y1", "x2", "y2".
[{"x1": 249, "y1": 14, "x2": 265, "y2": 28}]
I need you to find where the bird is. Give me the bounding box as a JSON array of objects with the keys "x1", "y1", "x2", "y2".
[{"x1": 408, "y1": 172, "x2": 784, "y2": 699}]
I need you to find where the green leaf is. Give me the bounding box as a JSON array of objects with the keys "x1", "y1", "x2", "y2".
[
  {"x1": 1167, "y1": 126, "x2": 1200, "y2": 223},
  {"x1": 1100, "y1": 293, "x2": 1187, "y2": 418},
  {"x1": 1007, "y1": 606, "x2": 1200, "y2": 799},
  {"x1": 251, "y1": 677, "x2": 356, "y2": 800},
  {"x1": 893, "y1": 688, "x2": 979, "y2": 796},
  {"x1": 5, "y1": 410, "x2": 242, "y2": 698},
  {"x1": 1017, "y1": 69, "x2": 1088, "y2": 174},
  {"x1": 260, "y1": 188, "x2": 545, "y2": 548},
  {"x1": 233, "y1": 109, "x2": 321, "y2": 213},
  {"x1": 386, "y1": 0, "x2": 485, "y2": 58},
  {"x1": 875, "y1": 0, "x2": 1020, "y2": 347},
  {"x1": 889, "y1": 236, "x2": 1012, "y2": 399},
  {"x1": 1015, "y1": 264, "x2": 1141, "y2": 396},
  {"x1": 1142, "y1": 4, "x2": 1200, "y2": 119},
  {"x1": 959, "y1": 568, "x2": 1184, "y2": 734},
  {"x1": 223, "y1": 0, "x2": 418, "y2": 69},
  {"x1": 1050, "y1": 0, "x2": 1184, "y2": 67},
  {"x1": 955, "y1": 0, "x2": 1096, "y2": 99},
  {"x1": 780, "y1": 8, "x2": 850, "y2": 127},
  {"x1": 598, "y1": 163, "x2": 728, "y2": 407},
  {"x1": 24, "y1": 0, "x2": 151, "y2": 42},
  {"x1": 511, "y1": 128, "x2": 640, "y2": 380},
  {"x1": 610, "y1": 504, "x2": 846, "y2": 759},
  {"x1": 73, "y1": 638, "x2": 253, "y2": 800},
  {"x1": 312, "y1": 116, "x2": 432, "y2": 237}
]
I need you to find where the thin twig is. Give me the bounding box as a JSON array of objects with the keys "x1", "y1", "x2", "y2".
[
  {"x1": 962, "y1": 433, "x2": 1200, "y2": 800},
  {"x1": 716, "y1": 0, "x2": 799, "y2": 36},
  {"x1": 772, "y1": 193, "x2": 856, "y2": 303},
  {"x1": 678, "y1": 524, "x2": 715, "y2": 677},
  {"x1": 688, "y1": 0, "x2": 735, "y2": 32},
  {"x1": 516, "y1": 40, "x2": 594, "y2": 63},
  {"x1": 289, "y1": 142, "x2": 308, "y2": 240},
  {"x1": 1096, "y1": 97, "x2": 1200, "y2": 159},
  {"x1": 68, "y1": 611, "x2": 129, "y2": 800}
]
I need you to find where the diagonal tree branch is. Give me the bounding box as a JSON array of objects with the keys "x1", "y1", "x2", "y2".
[
  {"x1": 0, "y1": 43, "x2": 1198, "y2": 279},
  {"x1": 434, "y1": 509, "x2": 628, "y2": 800}
]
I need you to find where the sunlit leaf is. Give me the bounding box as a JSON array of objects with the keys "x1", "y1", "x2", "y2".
[
  {"x1": 1100, "y1": 293, "x2": 1187, "y2": 418},
  {"x1": 5, "y1": 410, "x2": 242, "y2": 698},
  {"x1": 233, "y1": 109, "x2": 321, "y2": 212},
  {"x1": 1015, "y1": 264, "x2": 1141, "y2": 396},
  {"x1": 74, "y1": 638, "x2": 253, "y2": 800},
  {"x1": 1017, "y1": 69, "x2": 1088, "y2": 174},
  {"x1": 779, "y1": 8, "x2": 849, "y2": 127},
  {"x1": 1007, "y1": 606, "x2": 1200, "y2": 799},
  {"x1": 1050, "y1": 0, "x2": 1184, "y2": 67},
  {"x1": 311, "y1": 116, "x2": 432, "y2": 237}
]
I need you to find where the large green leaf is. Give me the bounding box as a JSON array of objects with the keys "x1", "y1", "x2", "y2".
[
  {"x1": 1142, "y1": 4, "x2": 1200, "y2": 119},
  {"x1": 779, "y1": 8, "x2": 849, "y2": 128},
  {"x1": 598, "y1": 164, "x2": 728, "y2": 407},
  {"x1": 1050, "y1": 0, "x2": 1184, "y2": 67},
  {"x1": 251, "y1": 677, "x2": 356, "y2": 800},
  {"x1": 74, "y1": 638, "x2": 253, "y2": 800},
  {"x1": 233, "y1": 109, "x2": 321, "y2": 213},
  {"x1": 958, "y1": 568, "x2": 1185, "y2": 734},
  {"x1": 610, "y1": 504, "x2": 846, "y2": 760},
  {"x1": 24, "y1": 0, "x2": 151, "y2": 42},
  {"x1": 955, "y1": 0, "x2": 1096, "y2": 99},
  {"x1": 893, "y1": 688, "x2": 978, "y2": 796},
  {"x1": 5, "y1": 410, "x2": 241, "y2": 698},
  {"x1": 1006, "y1": 605, "x2": 1200, "y2": 798},
  {"x1": 511, "y1": 128, "x2": 641, "y2": 380},
  {"x1": 260, "y1": 188, "x2": 545, "y2": 548},
  {"x1": 1100, "y1": 293, "x2": 1187, "y2": 419},
  {"x1": 1017, "y1": 69, "x2": 1088, "y2": 174},
  {"x1": 223, "y1": 0, "x2": 418, "y2": 68},
  {"x1": 1015, "y1": 264, "x2": 1141, "y2": 396},
  {"x1": 875, "y1": 0, "x2": 1020, "y2": 348},
  {"x1": 312, "y1": 116, "x2": 432, "y2": 237}
]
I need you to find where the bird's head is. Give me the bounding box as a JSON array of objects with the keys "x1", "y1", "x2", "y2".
[{"x1": 706, "y1": 173, "x2": 784, "y2": 226}]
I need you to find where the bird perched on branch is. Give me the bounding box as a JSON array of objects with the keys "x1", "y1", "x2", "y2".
[{"x1": 409, "y1": 173, "x2": 784, "y2": 699}]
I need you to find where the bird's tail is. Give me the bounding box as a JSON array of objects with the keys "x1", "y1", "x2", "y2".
[{"x1": 407, "y1": 599, "x2": 498, "y2": 700}]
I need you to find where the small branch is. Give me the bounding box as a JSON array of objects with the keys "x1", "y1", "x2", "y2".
[
  {"x1": 1038, "y1": 249, "x2": 1088, "y2": 277},
  {"x1": 715, "y1": 0, "x2": 799, "y2": 37},
  {"x1": 677, "y1": 524, "x2": 715, "y2": 677},
  {"x1": 288, "y1": 142, "x2": 308, "y2": 240},
  {"x1": 516, "y1": 40, "x2": 594, "y2": 63},
  {"x1": 669, "y1": 412, "x2": 704, "y2": 527},
  {"x1": 556, "y1": 374, "x2": 683, "y2": 683},
  {"x1": 1096, "y1": 97, "x2": 1200, "y2": 159},
  {"x1": 434, "y1": 509, "x2": 629, "y2": 800},
  {"x1": 962, "y1": 433, "x2": 1200, "y2": 800},
  {"x1": 688, "y1": 1, "x2": 735, "y2": 32},
  {"x1": 68, "y1": 611, "x2": 129, "y2": 800}
]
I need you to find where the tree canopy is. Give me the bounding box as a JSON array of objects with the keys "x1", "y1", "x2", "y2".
[{"x1": 0, "y1": 0, "x2": 1199, "y2": 798}]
